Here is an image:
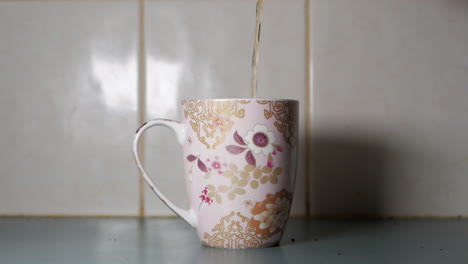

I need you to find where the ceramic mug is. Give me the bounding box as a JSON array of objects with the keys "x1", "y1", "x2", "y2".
[{"x1": 132, "y1": 99, "x2": 299, "y2": 249}]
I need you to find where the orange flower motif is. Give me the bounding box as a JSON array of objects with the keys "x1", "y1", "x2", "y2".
[{"x1": 250, "y1": 189, "x2": 292, "y2": 239}]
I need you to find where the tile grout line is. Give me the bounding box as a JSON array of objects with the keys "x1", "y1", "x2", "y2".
[
  {"x1": 304, "y1": 0, "x2": 312, "y2": 217},
  {"x1": 137, "y1": 0, "x2": 146, "y2": 218}
]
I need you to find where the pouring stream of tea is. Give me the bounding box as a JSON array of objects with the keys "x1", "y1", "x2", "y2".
[{"x1": 251, "y1": 0, "x2": 264, "y2": 99}]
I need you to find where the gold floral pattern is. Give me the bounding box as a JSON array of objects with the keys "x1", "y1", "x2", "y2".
[
  {"x1": 203, "y1": 211, "x2": 267, "y2": 248},
  {"x1": 182, "y1": 100, "x2": 250, "y2": 149},
  {"x1": 205, "y1": 163, "x2": 283, "y2": 204},
  {"x1": 257, "y1": 100, "x2": 297, "y2": 148},
  {"x1": 250, "y1": 189, "x2": 292, "y2": 239}
]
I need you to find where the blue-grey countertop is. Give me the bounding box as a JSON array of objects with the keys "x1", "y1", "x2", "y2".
[{"x1": 1, "y1": 218, "x2": 467, "y2": 264}]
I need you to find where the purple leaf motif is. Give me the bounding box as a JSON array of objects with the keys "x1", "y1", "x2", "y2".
[
  {"x1": 233, "y1": 131, "x2": 247, "y2": 146},
  {"x1": 198, "y1": 159, "x2": 208, "y2": 173},
  {"x1": 245, "y1": 151, "x2": 256, "y2": 166},
  {"x1": 187, "y1": 155, "x2": 197, "y2": 162},
  {"x1": 226, "y1": 145, "x2": 246, "y2": 154}
]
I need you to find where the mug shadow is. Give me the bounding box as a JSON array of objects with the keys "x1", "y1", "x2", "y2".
[
  {"x1": 284, "y1": 130, "x2": 393, "y2": 244},
  {"x1": 310, "y1": 132, "x2": 389, "y2": 218}
]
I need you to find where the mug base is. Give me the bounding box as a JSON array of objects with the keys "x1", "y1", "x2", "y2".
[{"x1": 201, "y1": 240, "x2": 280, "y2": 250}]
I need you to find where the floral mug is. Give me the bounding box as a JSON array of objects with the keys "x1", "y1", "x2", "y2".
[{"x1": 132, "y1": 99, "x2": 299, "y2": 249}]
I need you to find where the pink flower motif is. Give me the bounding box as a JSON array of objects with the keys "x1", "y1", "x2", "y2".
[
  {"x1": 273, "y1": 150, "x2": 277, "y2": 155},
  {"x1": 211, "y1": 161, "x2": 221, "y2": 169},
  {"x1": 241, "y1": 197, "x2": 256, "y2": 208},
  {"x1": 267, "y1": 161, "x2": 274, "y2": 168},
  {"x1": 211, "y1": 115, "x2": 228, "y2": 128},
  {"x1": 204, "y1": 156, "x2": 226, "y2": 175},
  {"x1": 200, "y1": 187, "x2": 212, "y2": 205},
  {"x1": 253, "y1": 132, "x2": 269, "y2": 147}
]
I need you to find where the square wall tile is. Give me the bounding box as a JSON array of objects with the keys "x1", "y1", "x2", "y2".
[
  {"x1": 0, "y1": 1, "x2": 139, "y2": 215},
  {"x1": 143, "y1": 0, "x2": 307, "y2": 216},
  {"x1": 310, "y1": 0, "x2": 468, "y2": 217}
]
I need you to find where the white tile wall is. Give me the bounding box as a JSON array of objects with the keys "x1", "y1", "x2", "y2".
[
  {"x1": 1, "y1": 0, "x2": 467, "y2": 218},
  {"x1": 310, "y1": 0, "x2": 468, "y2": 217},
  {"x1": 0, "y1": 1, "x2": 139, "y2": 215}
]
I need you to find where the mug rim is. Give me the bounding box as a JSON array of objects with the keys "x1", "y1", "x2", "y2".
[{"x1": 181, "y1": 98, "x2": 299, "y2": 103}]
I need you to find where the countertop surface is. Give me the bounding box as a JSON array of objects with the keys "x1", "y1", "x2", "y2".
[{"x1": 1, "y1": 218, "x2": 467, "y2": 264}]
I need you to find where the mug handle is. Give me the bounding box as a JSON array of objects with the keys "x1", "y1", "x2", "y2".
[{"x1": 132, "y1": 119, "x2": 197, "y2": 227}]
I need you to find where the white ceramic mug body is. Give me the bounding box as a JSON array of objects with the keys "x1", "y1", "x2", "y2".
[{"x1": 133, "y1": 99, "x2": 299, "y2": 249}]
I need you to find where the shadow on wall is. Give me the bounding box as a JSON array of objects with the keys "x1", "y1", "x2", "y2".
[
  {"x1": 281, "y1": 129, "x2": 393, "y2": 245},
  {"x1": 309, "y1": 130, "x2": 391, "y2": 218}
]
